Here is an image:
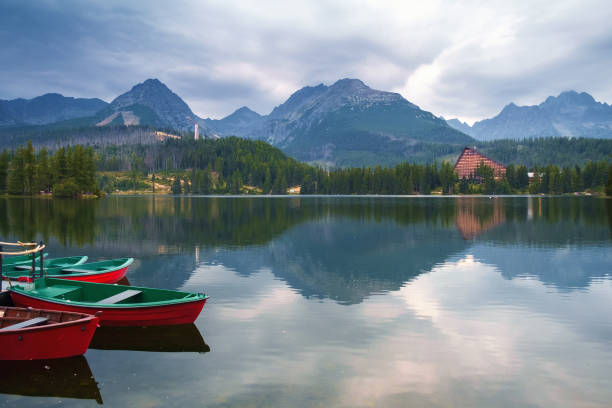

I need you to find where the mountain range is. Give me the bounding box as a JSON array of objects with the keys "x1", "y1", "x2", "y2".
[
  {"x1": 446, "y1": 91, "x2": 612, "y2": 141},
  {"x1": 2, "y1": 79, "x2": 611, "y2": 166},
  {"x1": 0, "y1": 78, "x2": 473, "y2": 166}
]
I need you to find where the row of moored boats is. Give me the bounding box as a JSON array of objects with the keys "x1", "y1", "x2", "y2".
[{"x1": 0, "y1": 241, "x2": 208, "y2": 360}]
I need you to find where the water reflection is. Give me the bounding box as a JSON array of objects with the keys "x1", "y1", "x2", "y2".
[
  {"x1": 90, "y1": 324, "x2": 210, "y2": 353},
  {"x1": 455, "y1": 197, "x2": 506, "y2": 239},
  {"x1": 1, "y1": 196, "x2": 610, "y2": 297},
  {"x1": 193, "y1": 220, "x2": 467, "y2": 304},
  {"x1": 0, "y1": 196, "x2": 611, "y2": 407},
  {"x1": 607, "y1": 199, "x2": 612, "y2": 238},
  {"x1": 0, "y1": 356, "x2": 102, "y2": 404}
]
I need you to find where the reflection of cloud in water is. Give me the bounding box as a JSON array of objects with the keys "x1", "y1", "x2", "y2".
[
  {"x1": 220, "y1": 285, "x2": 299, "y2": 321},
  {"x1": 160, "y1": 254, "x2": 612, "y2": 407},
  {"x1": 335, "y1": 256, "x2": 612, "y2": 407}
]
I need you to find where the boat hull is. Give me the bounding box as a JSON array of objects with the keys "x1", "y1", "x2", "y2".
[
  {"x1": 0, "y1": 311, "x2": 98, "y2": 360},
  {"x1": 10, "y1": 291, "x2": 207, "y2": 326},
  {"x1": 55, "y1": 265, "x2": 129, "y2": 284}
]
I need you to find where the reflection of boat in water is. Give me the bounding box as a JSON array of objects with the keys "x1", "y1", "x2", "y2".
[
  {"x1": 115, "y1": 276, "x2": 132, "y2": 286},
  {"x1": 0, "y1": 291, "x2": 12, "y2": 306},
  {"x1": 0, "y1": 356, "x2": 103, "y2": 404},
  {"x1": 90, "y1": 324, "x2": 210, "y2": 353}
]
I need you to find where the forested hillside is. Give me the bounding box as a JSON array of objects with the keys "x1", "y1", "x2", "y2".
[
  {"x1": 476, "y1": 137, "x2": 612, "y2": 168},
  {"x1": 1, "y1": 137, "x2": 610, "y2": 197},
  {"x1": 0, "y1": 141, "x2": 97, "y2": 197},
  {"x1": 0, "y1": 124, "x2": 179, "y2": 149}
]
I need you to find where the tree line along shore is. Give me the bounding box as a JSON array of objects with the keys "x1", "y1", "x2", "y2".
[{"x1": 1, "y1": 138, "x2": 611, "y2": 197}]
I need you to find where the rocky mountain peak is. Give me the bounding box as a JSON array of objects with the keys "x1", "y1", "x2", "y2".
[
  {"x1": 542, "y1": 90, "x2": 597, "y2": 109},
  {"x1": 329, "y1": 78, "x2": 367, "y2": 91},
  {"x1": 269, "y1": 84, "x2": 328, "y2": 119},
  {"x1": 106, "y1": 78, "x2": 198, "y2": 130}
]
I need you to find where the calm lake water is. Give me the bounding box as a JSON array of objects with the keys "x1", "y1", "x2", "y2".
[{"x1": 1, "y1": 196, "x2": 611, "y2": 407}]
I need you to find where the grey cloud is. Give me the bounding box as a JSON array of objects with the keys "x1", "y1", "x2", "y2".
[{"x1": 1, "y1": 0, "x2": 611, "y2": 120}]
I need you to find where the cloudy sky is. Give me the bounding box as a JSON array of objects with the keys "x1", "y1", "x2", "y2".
[{"x1": 1, "y1": 0, "x2": 611, "y2": 123}]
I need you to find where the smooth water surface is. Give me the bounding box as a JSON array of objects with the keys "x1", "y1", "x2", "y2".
[{"x1": 0, "y1": 196, "x2": 611, "y2": 407}]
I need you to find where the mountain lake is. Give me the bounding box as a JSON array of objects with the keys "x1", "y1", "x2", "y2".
[{"x1": 0, "y1": 195, "x2": 611, "y2": 407}]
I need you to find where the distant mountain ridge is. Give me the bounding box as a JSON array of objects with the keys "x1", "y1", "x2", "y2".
[
  {"x1": 447, "y1": 91, "x2": 612, "y2": 140},
  {"x1": 204, "y1": 106, "x2": 263, "y2": 136},
  {"x1": 8, "y1": 80, "x2": 612, "y2": 167},
  {"x1": 0, "y1": 93, "x2": 107, "y2": 126}
]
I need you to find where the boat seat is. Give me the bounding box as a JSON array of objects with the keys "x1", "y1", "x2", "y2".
[
  {"x1": 60, "y1": 268, "x2": 93, "y2": 274},
  {"x1": 12, "y1": 265, "x2": 34, "y2": 271},
  {"x1": 0, "y1": 316, "x2": 49, "y2": 331},
  {"x1": 97, "y1": 289, "x2": 142, "y2": 304}
]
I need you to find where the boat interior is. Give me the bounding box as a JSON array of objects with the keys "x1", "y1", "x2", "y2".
[{"x1": 27, "y1": 279, "x2": 202, "y2": 305}]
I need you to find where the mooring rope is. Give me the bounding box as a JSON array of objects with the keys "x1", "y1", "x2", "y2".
[
  {"x1": 0, "y1": 244, "x2": 45, "y2": 256},
  {"x1": 0, "y1": 241, "x2": 38, "y2": 247}
]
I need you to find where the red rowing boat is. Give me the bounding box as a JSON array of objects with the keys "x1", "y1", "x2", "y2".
[{"x1": 0, "y1": 306, "x2": 99, "y2": 360}]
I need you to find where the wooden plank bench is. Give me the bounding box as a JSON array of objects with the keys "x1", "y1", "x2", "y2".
[
  {"x1": 97, "y1": 289, "x2": 142, "y2": 304},
  {"x1": 0, "y1": 317, "x2": 49, "y2": 331}
]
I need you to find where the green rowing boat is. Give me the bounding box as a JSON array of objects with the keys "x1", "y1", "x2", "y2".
[
  {"x1": 5, "y1": 258, "x2": 133, "y2": 284},
  {"x1": 0, "y1": 252, "x2": 48, "y2": 266},
  {"x1": 3, "y1": 256, "x2": 87, "y2": 273},
  {"x1": 9, "y1": 278, "x2": 208, "y2": 326}
]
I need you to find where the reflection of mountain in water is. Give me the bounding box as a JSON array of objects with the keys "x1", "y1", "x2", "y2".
[
  {"x1": 200, "y1": 220, "x2": 467, "y2": 304},
  {"x1": 0, "y1": 196, "x2": 610, "y2": 299},
  {"x1": 471, "y1": 243, "x2": 612, "y2": 290},
  {"x1": 127, "y1": 255, "x2": 198, "y2": 290},
  {"x1": 607, "y1": 199, "x2": 612, "y2": 239}
]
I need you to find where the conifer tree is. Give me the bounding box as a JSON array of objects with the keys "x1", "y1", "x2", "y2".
[
  {"x1": 171, "y1": 177, "x2": 182, "y2": 194},
  {"x1": 606, "y1": 164, "x2": 612, "y2": 197},
  {"x1": 34, "y1": 147, "x2": 52, "y2": 193},
  {"x1": 516, "y1": 165, "x2": 529, "y2": 190},
  {"x1": 23, "y1": 141, "x2": 35, "y2": 194},
  {"x1": 263, "y1": 168, "x2": 272, "y2": 193},
  {"x1": 7, "y1": 146, "x2": 25, "y2": 195},
  {"x1": 0, "y1": 150, "x2": 9, "y2": 193},
  {"x1": 202, "y1": 169, "x2": 212, "y2": 194},
  {"x1": 84, "y1": 147, "x2": 97, "y2": 193},
  {"x1": 53, "y1": 147, "x2": 69, "y2": 182}
]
